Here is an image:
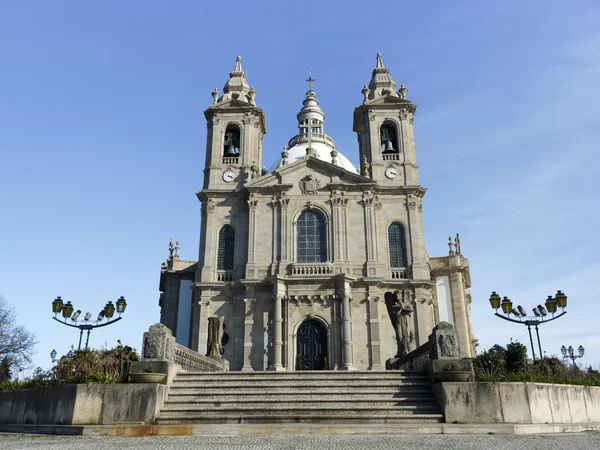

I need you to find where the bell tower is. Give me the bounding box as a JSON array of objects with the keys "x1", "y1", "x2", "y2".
[
  {"x1": 353, "y1": 53, "x2": 418, "y2": 186},
  {"x1": 203, "y1": 56, "x2": 267, "y2": 190}
]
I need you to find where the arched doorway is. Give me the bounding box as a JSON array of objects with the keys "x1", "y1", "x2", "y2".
[{"x1": 296, "y1": 319, "x2": 328, "y2": 370}]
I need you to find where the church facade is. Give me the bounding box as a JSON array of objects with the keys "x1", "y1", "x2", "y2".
[{"x1": 158, "y1": 54, "x2": 476, "y2": 371}]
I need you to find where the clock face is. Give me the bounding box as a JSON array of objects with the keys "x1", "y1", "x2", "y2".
[
  {"x1": 385, "y1": 167, "x2": 398, "y2": 179},
  {"x1": 222, "y1": 170, "x2": 235, "y2": 182}
]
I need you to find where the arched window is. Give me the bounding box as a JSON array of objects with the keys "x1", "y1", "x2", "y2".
[
  {"x1": 223, "y1": 124, "x2": 240, "y2": 156},
  {"x1": 297, "y1": 210, "x2": 327, "y2": 263},
  {"x1": 388, "y1": 222, "x2": 407, "y2": 267},
  {"x1": 380, "y1": 122, "x2": 399, "y2": 154},
  {"x1": 217, "y1": 226, "x2": 235, "y2": 270}
]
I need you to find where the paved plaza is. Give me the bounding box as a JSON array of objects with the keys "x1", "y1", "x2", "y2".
[{"x1": 1, "y1": 433, "x2": 600, "y2": 450}]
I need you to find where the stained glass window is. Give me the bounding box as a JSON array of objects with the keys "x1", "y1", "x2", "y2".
[
  {"x1": 297, "y1": 210, "x2": 327, "y2": 263},
  {"x1": 217, "y1": 226, "x2": 235, "y2": 270},
  {"x1": 388, "y1": 222, "x2": 407, "y2": 267}
]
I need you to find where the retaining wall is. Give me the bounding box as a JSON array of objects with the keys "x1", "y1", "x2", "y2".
[
  {"x1": 434, "y1": 382, "x2": 600, "y2": 424},
  {"x1": 0, "y1": 383, "x2": 168, "y2": 425}
]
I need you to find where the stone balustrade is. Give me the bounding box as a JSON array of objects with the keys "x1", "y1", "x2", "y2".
[
  {"x1": 390, "y1": 268, "x2": 407, "y2": 279},
  {"x1": 222, "y1": 156, "x2": 239, "y2": 165},
  {"x1": 288, "y1": 262, "x2": 334, "y2": 276},
  {"x1": 216, "y1": 270, "x2": 233, "y2": 282},
  {"x1": 382, "y1": 153, "x2": 400, "y2": 160}
]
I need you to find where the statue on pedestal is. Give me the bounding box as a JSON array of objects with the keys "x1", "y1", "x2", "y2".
[{"x1": 385, "y1": 290, "x2": 414, "y2": 357}]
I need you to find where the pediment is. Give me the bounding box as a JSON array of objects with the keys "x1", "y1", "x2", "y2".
[
  {"x1": 366, "y1": 96, "x2": 416, "y2": 109},
  {"x1": 245, "y1": 156, "x2": 375, "y2": 193}
]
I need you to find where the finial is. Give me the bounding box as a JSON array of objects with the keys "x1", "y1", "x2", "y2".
[
  {"x1": 233, "y1": 56, "x2": 243, "y2": 73},
  {"x1": 281, "y1": 146, "x2": 289, "y2": 165},
  {"x1": 361, "y1": 156, "x2": 371, "y2": 178},
  {"x1": 376, "y1": 52, "x2": 385, "y2": 69},
  {"x1": 448, "y1": 237, "x2": 455, "y2": 255},
  {"x1": 455, "y1": 233, "x2": 461, "y2": 254},
  {"x1": 250, "y1": 160, "x2": 259, "y2": 179},
  {"x1": 168, "y1": 238, "x2": 174, "y2": 259},
  {"x1": 361, "y1": 84, "x2": 370, "y2": 103},
  {"x1": 306, "y1": 69, "x2": 315, "y2": 93},
  {"x1": 248, "y1": 86, "x2": 256, "y2": 104},
  {"x1": 174, "y1": 241, "x2": 180, "y2": 258},
  {"x1": 399, "y1": 83, "x2": 408, "y2": 99},
  {"x1": 331, "y1": 149, "x2": 338, "y2": 165},
  {"x1": 211, "y1": 87, "x2": 219, "y2": 104}
]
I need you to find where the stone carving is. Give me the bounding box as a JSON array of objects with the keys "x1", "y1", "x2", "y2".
[
  {"x1": 299, "y1": 174, "x2": 321, "y2": 195},
  {"x1": 142, "y1": 323, "x2": 175, "y2": 360},
  {"x1": 206, "y1": 316, "x2": 225, "y2": 357},
  {"x1": 429, "y1": 321, "x2": 461, "y2": 359},
  {"x1": 385, "y1": 290, "x2": 414, "y2": 358},
  {"x1": 448, "y1": 237, "x2": 455, "y2": 255},
  {"x1": 361, "y1": 157, "x2": 371, "y2": 177},
  {"x1": 455, "y1": 233, "x2": 461, "y2": 254}
]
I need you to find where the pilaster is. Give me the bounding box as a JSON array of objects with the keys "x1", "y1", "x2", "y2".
[
  {"x1": 449, "y1": 271, "x2": 472, "y2": 358},
  {"x1": 367, "y1": 294, "x2": 384, "y2": 370}
]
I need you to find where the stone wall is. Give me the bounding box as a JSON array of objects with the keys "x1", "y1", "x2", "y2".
[
  {"x1": 435, "y1": 382, "x2": 600, "y2": 424},
  {"x1": 0, "y1": 383, "x2": 168, "y2": 425}
]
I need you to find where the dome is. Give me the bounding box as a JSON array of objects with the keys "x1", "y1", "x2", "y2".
[{"x1": 269, "y1": 141, "x2": 358, "y2": 173}]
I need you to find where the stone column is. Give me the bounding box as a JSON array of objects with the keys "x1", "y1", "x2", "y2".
[
  {"x1": 241, "y1": 297, "x2": 255, "y2": 371},
  {"x1": 406, "y1": 194, "x2": 429, "y2": 279},
  {"x1": 246, "y1": 197, "x2": 258, "y2": 278},
  {"x1": 198, "y1": 297, "x2": 211, "y2": 356},
  {"x1": 414, "y1": 287, "x2": 434, "y2": 347},
  {"x1": 280, "y1": 198, "x2": 290, "y2": 269},
  {"x1": 200, "y1": 199, "x2": 216, "y2": 282},
  {"x1": 362, "y1": 192, "x2": 377, "y2": 277},
  {"x1": 269, "y1": 295, "x2": 285, "y2": 371},
  {"x1": 449, "y1": 271, "x2": 472, "y2": 358},
  {"x1": 367, "y1": 295, "x2": 384, "y2": 370},
  {"x1": 340, "y1": 294, "x2": 356, "y2": 370}
]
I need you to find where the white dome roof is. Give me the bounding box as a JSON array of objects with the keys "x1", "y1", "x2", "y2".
[{"x1": 269, "y1": 142, "x2": 358, "y2": 174}]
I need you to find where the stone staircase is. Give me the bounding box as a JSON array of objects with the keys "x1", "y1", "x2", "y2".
[{"x1": 156, "y1": 371, "x2": 443, "y2": 424}]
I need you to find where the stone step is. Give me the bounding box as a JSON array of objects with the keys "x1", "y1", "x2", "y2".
[
  {"x1": 166, "y1": 387, "x2": 434, "y2": 396},
  {"x1": 160, "y1": 404, "x2": 440, "y2": 413},
  {"x1": 171, "y1": 380, "x2": 430, "y2": 389},
  {"x1": 165, "y1": 393, "x2": 437, "y2": 402},
  {"x1": 162, "y1": 399, "x2": 440, "y2": 409},
  {"x1": 175, "y1": 372, "x2": 429, "y2": 381},
  {"x1": 155, "y1": 414, "x2": 444, "y2": 424}
]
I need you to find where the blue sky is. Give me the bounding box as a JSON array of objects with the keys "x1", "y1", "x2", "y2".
[{"x1": 1, "y1": 1, "x2": 598, "y2": 371}]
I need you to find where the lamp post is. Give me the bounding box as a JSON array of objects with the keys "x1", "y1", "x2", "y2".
[
  {"x1": 51, "y1": 296, "x2": 127, "y2": 350},
  {"x1": 50, "y1": 349, "x2": 57, "y2": 363},
  {"x1": 489, "y1": 290, "x2": 567, "y2": 362},
  {"x1": 561, "y1": 345, "x2": 584, "y2": 368}
]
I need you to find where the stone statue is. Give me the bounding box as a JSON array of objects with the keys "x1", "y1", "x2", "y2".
[
  {"x1": 385, "y1": 290, "x2": 414, "y2": 358},
  {"x1": 206, "y1": 316, "x2": 224, "y2": 357}
]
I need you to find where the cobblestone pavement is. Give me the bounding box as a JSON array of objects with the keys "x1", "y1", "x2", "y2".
[{"x1": 1, "y1": 433, "x2": 600, "y2": 450}]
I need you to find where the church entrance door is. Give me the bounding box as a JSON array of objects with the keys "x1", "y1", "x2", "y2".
[{"x1": 296, "y1": 319, "x2": 328, "y2": 370}]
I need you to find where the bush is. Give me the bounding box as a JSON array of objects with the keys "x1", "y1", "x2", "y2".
[
  {"x1": 473, "y1": 341, "x2": 600, "y2": 386},
  {"x1": 505, "y1": 341, "x2": 528, "y2": 373},
  {"x1": 0, "y1": 341, "x2": 139, "y2": 391}
]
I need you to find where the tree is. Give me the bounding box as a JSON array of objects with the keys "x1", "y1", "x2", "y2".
[{"x1": 0, "y1": 295, "x2": 38, "y2": 377}]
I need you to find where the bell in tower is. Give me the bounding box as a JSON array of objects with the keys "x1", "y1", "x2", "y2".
[
  {"x1": 223, "y1": 125, "x2": 240, "y2": 156},
  {"x1": 381, "y1": 124, "x2": 398, "y2": 154}
]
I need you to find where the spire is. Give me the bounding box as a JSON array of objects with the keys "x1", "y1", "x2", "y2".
[
  {"x1": 212, "y1": 56, "x2": 256, "y2": 105},
  {"x1": 365, "y1": 52, "x2": 404, "y2": 102}
]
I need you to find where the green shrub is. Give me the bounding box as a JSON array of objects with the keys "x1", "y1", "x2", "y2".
[
  {"x1": 0, "y1": 341, "x2": 139, "y2": 391},
  {"x1": 505, "y1": 341, "x2": 528, "y2": 373}
]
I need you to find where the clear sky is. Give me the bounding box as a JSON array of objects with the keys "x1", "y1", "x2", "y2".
[{"x1": 1, "y1": 1, "x2": 598, "y2": 371}]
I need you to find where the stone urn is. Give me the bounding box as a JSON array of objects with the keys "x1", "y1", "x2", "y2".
[
  {"x1": 129, "y1": 372, "x2": 166, "y2": 383},
  {"x1": 434, "y1": 371, "x2": 471, "y2": 382}
]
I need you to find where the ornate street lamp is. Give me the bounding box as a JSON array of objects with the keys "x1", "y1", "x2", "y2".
[
  {"x1": 50, "y1": 349, "x2": 57, "y2": 364},
  {"x1": 489, "y1": 290, "x2": 568, "y2": 362},
  {"x1": 50, "y1": 296, "x2": 127, "y2": 349},
  {"x1": 561, "y1": 345, "x2": 584, "y2": 368}
]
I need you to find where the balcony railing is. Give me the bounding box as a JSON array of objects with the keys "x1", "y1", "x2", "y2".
[
  {"x1": 382, "y1": 153, "x2": 400, "y2": 161},
  {"x1": 216, "y1": 271, "x2": 233, "y2": 282},
  {"x1": 287, "y1": 133, "x2": 336, "y2": 149},
  {"x1": 222, "y1": 156, "x2": 239, "y2": 165},
  {"x1": 390, "y1": 268, "x2": 407, "y2": 279},
  {"x1": 288, "y1": 263, "x2": 334, "y2": 276}
]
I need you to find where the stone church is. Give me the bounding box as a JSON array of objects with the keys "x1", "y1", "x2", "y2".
[{"x1": 158, "y1": 54, "x2": 476, "y2": 371}]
